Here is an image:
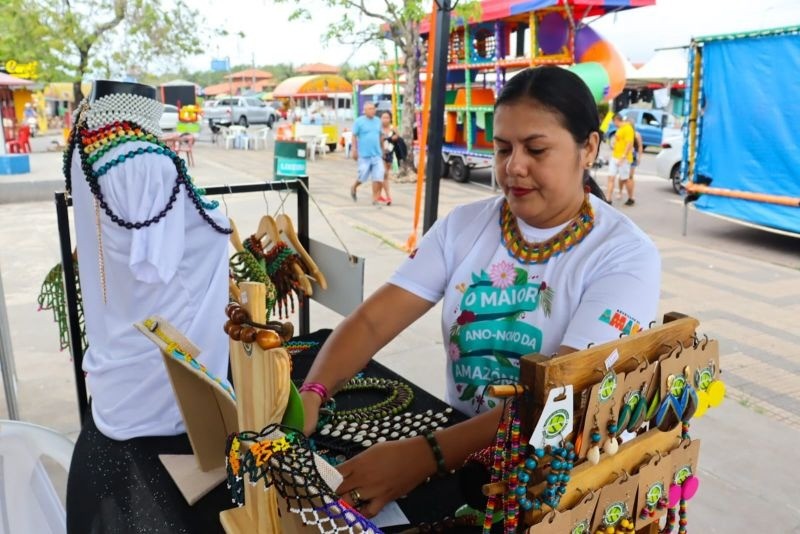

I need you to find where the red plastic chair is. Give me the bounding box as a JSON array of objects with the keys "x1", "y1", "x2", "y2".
[
  {"x1": 175, "y1": 134, "x2": 195, "y2": 167},
  {"x1": 6, "y1": 126, "x2": 32, "y2": 154}
]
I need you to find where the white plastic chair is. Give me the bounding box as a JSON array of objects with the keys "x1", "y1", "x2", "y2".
[
  {"x1": 342, "y1": 131, "x2": 353, "y2": 159},
  {"x1": 0, "y1": 420, "x2": 75, "y2": 534},
  {"x1": 225, "y1": 125, "x2": 247, "y2": 150},
  {"x1": 249, "y1": 127, "x2": 271, "y2": 150}
]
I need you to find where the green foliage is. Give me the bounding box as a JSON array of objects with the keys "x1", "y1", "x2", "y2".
[
  {"x1": 341, "y1": 61, "x2": 389, "y2": 82},
  {"x1": 0, "y1": 0, "x2": 228, "y2": 98}
]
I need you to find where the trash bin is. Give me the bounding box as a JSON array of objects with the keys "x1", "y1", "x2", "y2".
[{"x1": 273, "y1": 140, "x2": 308, "y2": 181}]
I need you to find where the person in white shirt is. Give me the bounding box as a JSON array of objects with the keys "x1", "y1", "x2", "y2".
[{"x1": 299, "y1": 66, "x2": 661, "y2": 517}]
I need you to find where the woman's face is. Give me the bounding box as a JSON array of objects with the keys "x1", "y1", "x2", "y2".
[
  {"x1": 381, "y1": 113, "x2": 391, "y2": 127},
  {"x1": 493, "y1": 99, "x2": 598, "y2": 227}
]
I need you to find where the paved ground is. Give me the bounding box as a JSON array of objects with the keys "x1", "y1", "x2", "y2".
[{"x1": 1, "y1": 131, "x2": 799, "y2": 530}]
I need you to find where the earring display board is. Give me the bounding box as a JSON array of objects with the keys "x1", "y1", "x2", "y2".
[
  {"x1": 483, "y1": 313, "x2": 717, "y2": 534},
  {"x1": 135, "y1": 316, "x2": 239, "y2": 505}
]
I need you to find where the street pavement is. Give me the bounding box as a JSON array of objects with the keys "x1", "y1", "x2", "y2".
[{"x1": 1, "y1": 131, "x2": 799, "y2": 531}]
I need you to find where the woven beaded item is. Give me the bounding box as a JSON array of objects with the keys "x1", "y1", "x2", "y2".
[{"x1": 226, "y1": 426, "x2": 383, "y2": 534}]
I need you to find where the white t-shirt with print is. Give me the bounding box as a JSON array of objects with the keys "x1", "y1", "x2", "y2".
[{"x1": 389, "y1": 195, "x2": 660, "y2": 416}]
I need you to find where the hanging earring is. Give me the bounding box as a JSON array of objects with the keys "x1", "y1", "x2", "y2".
[
  {"x1": 626, "y1": 384, "x2": 648, "y2": 432},
  {"x1": 587, "y1": 414, "x2": 602, "y2": 465},
  {"x1": 604, "y1": 408, "x2": 620, "y2": 455}
]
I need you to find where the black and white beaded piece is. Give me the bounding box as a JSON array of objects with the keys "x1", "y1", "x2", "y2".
[
  {"x1": 316, "y1": 407, "x2": 454, "y2": 453},
  {"x1": 85, "y1": 93, "x2": 164, "y2": 136}
]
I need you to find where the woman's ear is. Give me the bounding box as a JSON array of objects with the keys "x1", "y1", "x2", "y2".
[{"x1": 582, "y1": 131, "x2": 601, "y2": 167}]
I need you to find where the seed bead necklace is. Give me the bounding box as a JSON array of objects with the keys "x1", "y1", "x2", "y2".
[{"x1": 499, "y1": 195, "x2": 594, "y2": 264}]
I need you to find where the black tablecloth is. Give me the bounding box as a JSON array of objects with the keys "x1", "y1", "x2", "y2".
[
  {"x1": 67, "y1": 329, "x2": 485, "y2": 534},
  {"x1": 290, "y1": 330, "x2": 482, "y2": 533}
]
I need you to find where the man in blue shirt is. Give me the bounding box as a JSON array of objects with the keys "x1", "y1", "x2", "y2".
[{"x1": 350, "y1": 102, "x2": 386, "y2": 205}]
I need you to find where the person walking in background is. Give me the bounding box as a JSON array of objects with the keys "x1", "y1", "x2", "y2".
[
  {"x1": 620, "y1": 126, "x2": 643, "y2": 206},
  {"x1": 378, "y1": 111, "x2": 397, "y2": 206},
  {"x1": 350, "y1": 102, "x2": 386, "y2": 206},
  {"x1": 606, "y1": 113, "x2": 634, "y2": 205}
]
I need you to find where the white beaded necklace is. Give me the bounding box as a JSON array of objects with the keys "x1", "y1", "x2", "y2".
[{"x1": 85, "y1": 93, "x2": 164, "y2": 135}]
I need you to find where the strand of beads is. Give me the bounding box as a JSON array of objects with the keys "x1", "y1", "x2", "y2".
[
  {"x1": 482, "y1": 403, "x2": 508, "y2": 534},
  {"x1": 329, "y1": 377, "x2": 414, "y2": 423},
  {"x1": 64, "y1": 114, "x2": 230, "y2": 235},
  {"x1": 516, "y1": 442, "x2": 576, "y2": 512},
  {"x1": 503, "y1": 405, "x2": 523, "y2": 534},
  {"x1": 223, "y1": 302, "x2": 293, "y2": 349}
]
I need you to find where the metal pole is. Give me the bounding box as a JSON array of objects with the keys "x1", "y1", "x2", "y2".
[
  {"x1": 55, "y1": 192, "x2": 89, "y2": 424},
  {"x1": 297, "y1": 176, "x2": 310, "y2": 335},
  {"x1": 0, "y1": 263, "x2": 20, "y2": 419},
  {"x1": 422, "y1": 0, "x2": 452, "y2": 233}
]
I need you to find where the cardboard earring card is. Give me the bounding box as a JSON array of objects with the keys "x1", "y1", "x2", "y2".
[
  {"x1": 619, "y1": 358, "x2": 657, "y2": 439},
  {"x1": 590, "y1": 472, "x2": 640, "y2": 532},
  {"x1": 565, "y1": 490, "x2": 600, "y2": 534},
  {"x1": 526, "y1": 509, "x2": 573, "y2": 534},
  {"x1": 634, "y1": 453, "x2": 672, "y2": 529},
  {"x1": 577, "y1": 370, "x2": 626, "y2": 458}
]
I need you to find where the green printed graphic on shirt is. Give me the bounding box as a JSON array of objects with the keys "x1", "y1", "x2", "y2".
[{"x1": 448, "y1": 261, "x2": 555, "y2": 410}]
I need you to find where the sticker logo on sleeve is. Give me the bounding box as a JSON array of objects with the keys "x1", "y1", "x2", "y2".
[{"x1": 598, "y1": 308, "x2": 642, "y2": 335}]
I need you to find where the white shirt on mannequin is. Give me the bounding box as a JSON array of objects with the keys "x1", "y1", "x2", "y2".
[{"x1": 71, "y1": 141, "x2": 230, "y2": 440}]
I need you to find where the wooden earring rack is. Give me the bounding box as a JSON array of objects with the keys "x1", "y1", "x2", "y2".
[{"x1": 487, "y1": 313, "x2": 704, "y2": 534}]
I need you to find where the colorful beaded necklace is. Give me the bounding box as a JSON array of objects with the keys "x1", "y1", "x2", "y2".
[
  {"x1": 499, "y1": 195, "x2": 594, "y2": 264},
  {"x1": 63, "y1": 108, "x2": 231, "y2": 235},
  {"x1": 143, "y1": 318, "x2": 236, "y2": 401}
]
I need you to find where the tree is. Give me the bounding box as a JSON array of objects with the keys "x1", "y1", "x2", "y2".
[
  {"x1": 276, "y1": 0, "x2": 479, "y2": 176},
  {"x1": 0, "y1": 0, "x2": 227, "y2": 105}
]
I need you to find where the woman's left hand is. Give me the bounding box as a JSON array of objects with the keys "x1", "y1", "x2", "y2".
[{"x1": 336, "y1": 436, "x2": 435, "y2": 518}]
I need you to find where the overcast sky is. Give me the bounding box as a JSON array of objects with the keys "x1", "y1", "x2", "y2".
[{"x1": 187, "y1": 0, "x2": 800, "y2": 71}]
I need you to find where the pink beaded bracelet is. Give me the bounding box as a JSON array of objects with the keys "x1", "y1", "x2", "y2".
[{"x1": 298, "y1": 382, "x2": 329, "y2": 402}]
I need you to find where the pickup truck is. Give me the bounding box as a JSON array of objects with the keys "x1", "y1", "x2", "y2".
[
  {"x1": 606, "y1": 108, "x2": 681, "y2": 149},
  {"x1": 204, "y1": 97, "x2": 279, "y2": 129}
]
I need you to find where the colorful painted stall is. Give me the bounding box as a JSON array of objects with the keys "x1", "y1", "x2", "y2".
[
  {"x1": 419, "y1": 0, "x2": 653, "y2": 182},
  {"x1": 683, "y1": 25, "x2": 800, "y2": 236}
]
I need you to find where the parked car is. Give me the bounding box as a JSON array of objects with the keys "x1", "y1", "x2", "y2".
[
  {"x1": 606, "y1": 108, "x2": 681, "y2": 149},
  {"x1": 655, "y1": 135, "x2": 684, "y2": 194},
  {"x1": 204, "y1": 97, "x2": 279, "y2": 129},
  {"x1": 159, "y1": 104, "x2": 179, "y2": 131}
]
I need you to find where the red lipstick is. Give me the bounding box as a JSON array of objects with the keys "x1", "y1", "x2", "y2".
[{"x1": 510, "y1": 187, "x2": 533, "y2": 197}]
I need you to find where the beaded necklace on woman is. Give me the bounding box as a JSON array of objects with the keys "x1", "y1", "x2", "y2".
[{"x1": 499, "y1": 194, "x2": 595, "y2": 265}]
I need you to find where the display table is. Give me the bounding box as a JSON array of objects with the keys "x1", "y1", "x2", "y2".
[
  {"x1": 290, "y1": 330, "x2": 479, "y2": 533},
  {"x1": 67, "y1": 328, "x2": 482, "y2": 534}
]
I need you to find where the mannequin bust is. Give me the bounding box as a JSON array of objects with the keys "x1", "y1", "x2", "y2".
[{"x1": 89, "y1": 79, "x2": 156, "y2": 102}]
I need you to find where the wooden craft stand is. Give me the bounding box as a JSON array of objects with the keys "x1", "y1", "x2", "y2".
[
  {"x1": 496, "y1": 313, "x2": 700, "y2": 534},
  {"x1": 135, "y1": 317, "x2": 239, "y2": 505},
  {"x1": 219, "y1": 281, "x2": 316, "y2": 534}
]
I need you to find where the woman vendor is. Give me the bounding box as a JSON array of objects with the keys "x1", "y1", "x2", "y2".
[{"x1": 299, "y1": 66, "x2": 661, "y2": 517}]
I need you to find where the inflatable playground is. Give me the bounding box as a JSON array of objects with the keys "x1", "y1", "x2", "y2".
[{"x1": 418, "y1": 0, "x2": 653, "y2": 182}]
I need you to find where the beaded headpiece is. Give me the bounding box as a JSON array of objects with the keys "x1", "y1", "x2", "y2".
[{"x1": 85, "y1": 92, "x2": 164, "y2": 136}]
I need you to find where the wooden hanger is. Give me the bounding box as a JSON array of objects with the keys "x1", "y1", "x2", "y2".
[
  {"x1": 254, "y1": 214, "x2": 281, "y2": 247},
  {"x1": 229, "y1": 218, "x2": 245, "y2": 253},
  {"x1": 275, "y1": 213, "x2": 328, "y2": 290}
]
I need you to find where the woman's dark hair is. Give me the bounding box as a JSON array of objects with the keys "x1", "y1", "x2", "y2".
[
  {"x1": 495, "y1": 66, "x2": 606, "y2": 201},
  {"x1": 380, "y1": 110, "x2": 392, "y2": 121}
]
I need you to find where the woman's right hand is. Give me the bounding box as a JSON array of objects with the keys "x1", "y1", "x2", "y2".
[{"x1": 300, "y1": 390, "x2": 324, "y2": 436}]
